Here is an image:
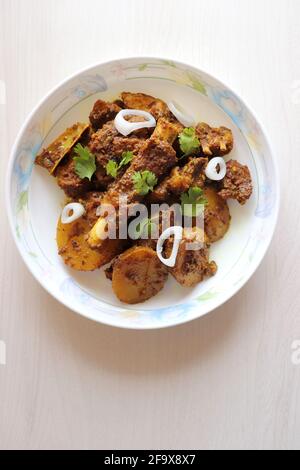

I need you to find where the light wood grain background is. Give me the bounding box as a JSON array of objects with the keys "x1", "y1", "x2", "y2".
[{"x1": 0, "y1": 0, "x2": 299, "y2": 450}]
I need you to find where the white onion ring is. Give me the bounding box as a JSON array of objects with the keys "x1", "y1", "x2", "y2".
[
  {"x1": 205, "y1": 157, "x2": 227, "y2": 181},
  {"x1": 156, "y1": 226, "x2": 183, "y2": 268},
  {"x1": 61, "y1": 203, "x2": 85, "y2": 224},
  {"x1": 168, "y1": 101, "x2": 195, "y2": 127},
  {"x1": 114, "y1": 109, "x2": 156, "y2": 136}
]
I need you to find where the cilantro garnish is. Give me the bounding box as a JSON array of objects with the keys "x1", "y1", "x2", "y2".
[
  {"x1": 106, "y1": 160, "x2": 119, "y2": 179},
  {"x1": 132, "y1": 170, "x2": 158, "y2": 196},
  {"x1": 119, "y1": 151, "x2": 134, "y2": 167},
  {"x1": 73, "y1": 144, "x2": 96, "y2": 181},
  {"x1": 179, "y1": 127, "x2": 200, "y2": 156},
  {"x1": 181, "y1": 187, "x2": 208, "y2": 217},
  {"x1": 106, "y1": 151, "x2": 134, "y2": 178}
]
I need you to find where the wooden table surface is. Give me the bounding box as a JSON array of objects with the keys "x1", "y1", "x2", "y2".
[{"x1": 0, "y1": 0, "x2": 299, "y2": 450}]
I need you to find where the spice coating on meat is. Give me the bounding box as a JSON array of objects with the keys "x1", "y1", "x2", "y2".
[
  {"x1": 94, "y1": 166, "x2": 114, "y2": 191},
  {"x1": 88, "y1": 121, "x2": 147, "y2": 169},
  {"x1": 196, "y1": 123, "x2": 233, "y2": 157},
  {"x1": 89, "y1": 99, "x2": 121, "y2": 131},
  {"x1": 102, "y1": 138, "x2": 177, "y2": 207},
  {"x1": 78, "y1": 191, "x2": 103, "y2": 227},
  {"x1": 56, "y1": 154, "x2": 93, "y2": 198},
  {"x1": 121, "y1": 92, "x2": 171, "y2": 121},
  {"x1": 165, "y1": 228, "x2": 217, "y2": 287},
  {"x1": 151, "y1": 117, "x2": 183, "y2": 144},
  {"x1": 150, "y1": 157, "x2": 208, "y2": 203},
  {"x1": 218, "y1": 159, "x2": 253, "y2": 205}
]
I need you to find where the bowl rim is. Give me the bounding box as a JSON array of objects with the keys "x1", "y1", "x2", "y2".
[{"x1": 5, "y1": 55, "x2": 281, "y2": 330}]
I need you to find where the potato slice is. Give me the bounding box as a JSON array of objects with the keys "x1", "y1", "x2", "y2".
[
  {"x1": 112, "y1": 246, "x2": 168, "y2": 304},
  {"x1": 204, "y1": 186, "x2": 231, "y2": 243},
  {"x1": 35, "y1": 122, "x2": 89, "y2": 174},
  {"x1": 57, "y1": 217, "x2": 122, "y2": 271},
  {"x1": 121, "y1": 92, "x2": 170, "y2": 120}
]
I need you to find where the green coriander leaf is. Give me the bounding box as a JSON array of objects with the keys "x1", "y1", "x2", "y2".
[
  {"x1": 119, "y1": 151, "x2": 134, "y2": 168},
  {"x1": 132, "y1": 172, "x2": 146, "y2": 195},
  {"x1": 179, "y1": 127, "x2": 200, "y2": 156},
  {"x1": 145, "y1": 171, "x2": 158, "y2": 189},
  {"x1": 181, "y1": 186, "x2": 208, "y2": 217},
  {"x1": 106, "y1": 151, "x2": 134, "y2": 179},
  {"x1": 106, "y1": 160, "x2": 119, "y2": 179},
  {"x1": 132, "y1": 171, "x2": 158, "y2": 196},
  {"x1": 73, "y1": 144, "x2": 96, "y2": 181}
]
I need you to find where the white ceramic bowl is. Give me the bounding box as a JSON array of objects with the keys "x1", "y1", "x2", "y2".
[{"x1": 6, "y1": 57, "x2": 280, "y2": 329}]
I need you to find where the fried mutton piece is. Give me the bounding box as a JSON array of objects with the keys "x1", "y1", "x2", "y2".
[
  {"x1": 88, "y1": 138, "x2": 177, "y2": 247},
  {"x1": 35, "y1": 123, "x2": 89, "y2": 174},
  {"x1": 196, "y1": 123, "x2": 233, "y2": 157},
  {"x1": 150, "y1": 157, "x2": 208, "y2": 203},
  {"x1": 89, "y1": 99, "x2": 121, "y2": 131},
  {"x1": 100, "y1": 138, "x2": 177, "y2": 208},
  {"x1": 165, "y1": 227, "x2": 217, "y2": 287},
  {"x1": 56, "y1": 152, "x2": 94, "y2": 198},
  {"x1": 121, "y1": 92, "x2": 171, "y2": 120},
  {"x1": 151, "y1": 117, "x2": 183, "y2": 144},
  {"x1": 218, "y1": 160, "x2": 253, "y2": 205},
  {"x1": 88, "y1": 120, "x2": 147, "y2": 170},
  {"x1": 78, "y1": 191, "x2": 103, "y2": 227}
]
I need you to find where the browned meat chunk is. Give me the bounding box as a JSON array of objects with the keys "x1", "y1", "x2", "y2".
[
  {"x1": 56, "y1": 153, "x2": 93, "y2": 198},
  {"x1": 89, "y1": 100, "x2": 121, "y2": 130},
  {"x1": 94, "y1": 166, "x2": 114, "y2": 191},
  {"x1": 88, "y1": 139, "x2": 177, "y2": 248},
  {"x1": 113, "y1": 99, "x2": 125, "y2": 108},
  {"x1": 121, "y1": 92, "x2": 171, "y2": 120},
  {"x1": 78, "y1": 191, "x2": 102, "y2": 227},
  {"x1": 151, "y1": 117, "x2": 183, "y2": 144},
  {"x1": 218, "y1": 160, "x2": 253, "y2": 205},
  {"x1": 150, "y1": 157, "x2": 208, "y2": 203},
  {"x1": 165, "y1": 228, "x2": 217, "y2": 287},
  {"x1": 103, "y1": 138, "x2": 177, "y2": 207},
  {"x1": 88, "y1": 121, "x2": 147, "y2": 169},
  {"x1": 196, "y1": 123, "x2": 233, "y2": 157}
]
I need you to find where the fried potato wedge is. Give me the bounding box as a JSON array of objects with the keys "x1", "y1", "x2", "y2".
[
  {"x1": 112, "y1": 246, "x2": 168, "y2": 304},
  {"x1": 57, "y1": 217, "x2": 122, "y2": 271},
  {"x1": 121, "y1": 92, "x2": 170, "y2": 120},
  {"x1": 204, "y1": 186, "x2": 231, "y2": 243},
  {"x1": 35, "y1": 123, "x2": 89, "y2": 174}
]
